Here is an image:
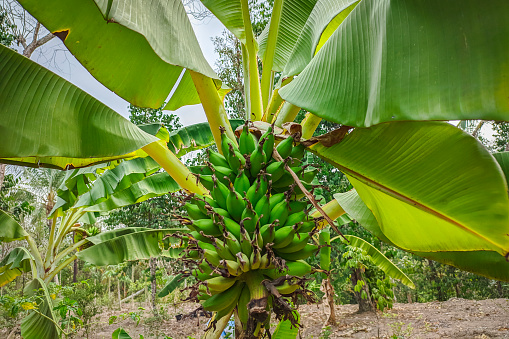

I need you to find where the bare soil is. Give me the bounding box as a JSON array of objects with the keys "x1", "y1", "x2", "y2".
[{"x1": 90, "y1": 298, "x2": 509, "y2": 339}]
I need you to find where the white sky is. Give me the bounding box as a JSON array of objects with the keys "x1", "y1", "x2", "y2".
[{"x1": 27, "y1": 12, "x2": 226, "y2": 127}]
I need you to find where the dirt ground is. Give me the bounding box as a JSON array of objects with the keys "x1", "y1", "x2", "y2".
[{"x1": 89, "y1": 298, "x2": 509, "y2": 339}]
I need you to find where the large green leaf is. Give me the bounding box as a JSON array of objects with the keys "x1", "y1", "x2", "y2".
[
  {"x1": 493, "y1": 152, "x2": 509, "y2": 189},
  {"x1": 335, "y1": 189, "x2": 509, "y2": 282},
  {"x1": 0, "y1": 44, "x2": 157, "y2": 169},
  {"x1": 281, "y1": 0, "x2": 358, "y2": 77},
  {"x1": 85, "y1": 227, "x2": 152, "y2": 245},
  {"x1": 0, "y1": 247, "x2": 34, "y2": 287},
  {"x1": 258, "y1": 0, "x2": 357, "y2": 74},
  {"x1": 313, "y1": 121, "x2": 509, "y2": 255},
  {"x1": 272, "y1": 313, "x2": 300, "y2": 339},
  {"x1": 84, "y1": 172, "x2": 181, "y2": 212},
  {"x1": 280, "y1": 0, "x2": 509, "y2": 127},
  {"x1": 340, "y1": 235, "x2": 415, "y2": 288},
  {"x1": 0, "y1": 210, "x2": 28, "y2": 242},
  {"x1": 21, "y1": 278, "x2": 59, "y2": 339},
  {"x1": 77, "y1": 229, "x2": 180, "y2": 265},
  {"x1": 158, "y1": 273, "x2": 184, "y2": 298},
  {"x1": 200, "y1": 0, "x2": 245, "y2": 43},
  {"x1": 18, "y1": 0, "x2": 216, "y2": 108},
  {"x1": 167, "y1": 119, "x2": 244, "y2": 157}
]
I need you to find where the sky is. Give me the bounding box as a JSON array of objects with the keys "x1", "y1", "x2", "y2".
[{"x1": 28, "y1": 10, "x2": 226, "y2": 127}]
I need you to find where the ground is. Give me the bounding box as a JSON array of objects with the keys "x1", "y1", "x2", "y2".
[
  {"x1": 92, "y1": 298, "x2": 509, "y2": 339},
  {"x1": 3, "y1": 298, "x2": 509, "y2": 338}
]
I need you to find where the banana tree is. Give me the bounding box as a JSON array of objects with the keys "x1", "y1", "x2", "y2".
[{"x1": 1, "y1": 0, "x2": 509, "y2": 337}]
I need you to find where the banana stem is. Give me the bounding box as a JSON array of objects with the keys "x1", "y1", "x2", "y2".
[
  {"x1": 240, "y1": 0, "x2": 263, "y2": 121},
  {"x1": 310, "y1": 199, "x2": 346, "y2": 228},
  {"x1": 274, "y1": 102, "x2": 301, "y2": 128},
  {"x1": 242, "y1": 44, "x2": 251, "y2": 121},
  {"x1": 260, "y1": 0, "x2": 284, "y2": 109},
  {"x1": 44, "y1": 254, "x2": 76, "y2": 284},
  {"x1": 44, "y1": 215, "x2": 57, "y2": 267},
  {"x1": 26, "y1": 235, "x2": 44, "y2": 279},
  {"x1": 301, "y1": 112, "x2": 322, "y2": 139},
  {"x1": 142, "y1": 141, "x2": 209, "y2": 196}
]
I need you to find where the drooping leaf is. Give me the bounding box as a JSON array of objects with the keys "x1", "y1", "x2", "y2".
[
  {"x1": 158, "y1": 273, "x2": 184, "y2": 298},
  {"x1": 74, "y1": 157, "x2": 161, "y2": 209},
  {"x1": 167, "y1": 119, "x2": 244, "y2": 157},
  {"x1": 85, "y1": 227, "x2": 152, "y2": 245},
  {"x1": 0, "y1": 44, "x2": 157, "y2": 169},
  {"x1": 280, "y1": 0, "x2": 509, "y2": 127},
  {"x1": 340, "y1": 235, "x2": 415, "y2": 288},
  {"x1": 0, "y1": 210, "x2": 28, "y2": 242},
  {"x1": 199, "y1": 1, "x2": 245, "y2": 43},
  {"x1": 258, "y1": 0, "x2": 357, "y2": 74},
  {"x1": 493, "y1": 152, "x2": 509, "y2": 189},
  {"x1": 77, "y1": 229, "x2": 181, "y2": 265},
  {"x1": 18, "y1": 0, "x2": 217, "y2": 108},
  {"x1": 0, "y1": 247, "x2": 34, "y2": 287},
  {"x1": 164, "y1": 70, "x2": 231, "y2": 112},
  {"x1": 335, "y1": 189, "x2": 509, "y2": 282},
  {"x1": 21, "y1": 278, "x2": 59, "y2": 339},
  {"x1": 84, "y1": 172, "x2": 181, "y2": 212},
  {"x1": 314, "y1": 121, "x2": 509, "y2": 255}
]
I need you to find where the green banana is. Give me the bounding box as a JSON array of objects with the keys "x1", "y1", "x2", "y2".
[
  {"x1": 272, "y1": 226, "x2": 297, "y2": 249},
  {"x1": 285, "y1": 211, "x2": 307, "y2": 227},
  {"x1": 226, "y1": 186, "x2": 247, "y2": 222},
  {"x1": 210, "y1": 176, "x2": 229, "y2": 210},
  {"x1": 275, "y1": 135, "x2": 294, "y2": 159},
  {"x1": 203, "y1": 249, "x2": 222, "y2": 267},
  {"x1": 269, "y1": 193, "x2": 285, "y2": 211},
  {"x1": 224, "y1": 232, "x2": 242, "y2": 255},
  {"x1": 239, "y1": 227, "x2": 253, "y2": 257},
  {"x1": 276, "y1": 233, "x2": 311, "y2": 253},
  {"x1": 192, "y1": 219, "x2": 222, "y2": 237},
  {"x1": 254, "y1": 194, "x2": 271, "y2": 226},
  {"x1": 208, "y1": 149, "x2": 230, "y2": 168},
  {"x1": 236, "y1": 252, "x2": 250, "y2": 272},
  {"x1": 261, "y1": 125, "x2": 275, "y2": 162},
  {"x1": 240, "y1": 201, "x2": 259, "y2": 234},
  {"x1": 223, "y1": 217, "x2": 241, "y2": 240},
  {"x1": 206, "y1": 276, "x2": 239, "y2": 294},
  {"x1": 249, "y1": 249, "x2": 262, "y2": 270},
  {"x1": 184, "y1": 203, "x2": 207, "y2": 220},
  {"x1": 301, "y1": 168, "x2": 319, "y2": 183},
  {"x1": 272, "y1": 167, "x2": 303, "y2": 188},
  {"x1": 249, "y1": 139, "x2": 266, "y2": 177},
  {"x1": 259, "y1": 222, "x2": 276, "y2": 245},
  {"x1": 236, "y1": 285, "x2": 250, "y2": 329},
  {"x1": 275, "y1": 243, "x2": 319, "y2": 261},
  {"x1": 220, "y1": 127, "x2": 239, "y2": 158},
  {"x1": 276, "y1": 281, "x2": 300, "y2": 295},
  {"x1": 288, "y1": 200, "x2": 308, "y2": 214},
  {"x1": 239, "y1": 123, "x2": 257, "y2": 156},
  {"x1": 246, "y1": 174, "x2": 269, "y2": 207},
  {"x1": 198, "y1": 175, "x2": 215, "y2": 191},
  {"x1": 298, "y1": 220, "x2": 316, "y2": 233},
  {"x1": 234, "y1": 169, "x2": 251, "y2": 194},
  {"x1": 290, "y1": 143, "x2": 305, "y2": 159},
  {"x1": 222, "y1": 259, "x2": 243, "y2": 276},
  {"x1": 269, "y1": 199, "x2": 289, "y2": 226},
  {"x1": 214, "y1": 238, "x2": 237, "y2": 261},
  {"x1": 266, "y1": 161, "x2": 285, "y2": 182}
]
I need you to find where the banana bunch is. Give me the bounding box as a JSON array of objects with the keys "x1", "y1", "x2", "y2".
[
  {"x1": 73, "y1": 225, "x2": 101, "y2": 251},
  {"x1": 181, "y1": 123, "x2": 321, "y2": 328}
]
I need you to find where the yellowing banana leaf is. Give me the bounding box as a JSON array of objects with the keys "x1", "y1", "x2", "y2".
[
  {"x1": 77, "y1": 229, "x2": 180, "y2": 265},
  {"x1": 0, "y1": 247, "x2": 34, "y2": 287},
  {"x1": 164, "y1": 70, "x2": 231, "y2": 112},
  {"x1": 0, "y1": 44, "x2": 157, "y2": 170},
  {"x1": 280, "y1": 0, "x2": 509, "y2": 127},
  {"x1": 199, "y1": 0, "x2": 246, "y2": 43},
  {"x1": 258, "y1": 0, "x2": 357, "y2": 74},
  {"x1": 0, "y1": 210, "x2": 28, "y2": 242},
  {"x1": 493, "y1": 152, "x2": 509, "y2": 189},
  {"x1": 21, "y1": 278, "x2": 59, "y2": 339},
  {"x1": 340, "y1": 235, "x2": 415, "y2": 288},
  {"x1": 314, "y1": 121, "x2": 509, "y2": 256},
  {"x1": 158, "y1": 273, "x2": 184, "y2": 298},
  {"x1": 335, "y1": 189, "x2": 509, "y2": 282},
  {"x1": 18, "y1": 0, "x2": 216, "y2": 108},
  {"x1": 84, "y1": 172, "x2": 181, "y2": 212}
]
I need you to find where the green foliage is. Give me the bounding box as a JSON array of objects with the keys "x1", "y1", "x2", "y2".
[
  {"x1": 0, "y1": 8, "x2": 15, "y2": 47},
  {"x1": 128, "y1": 103, "x2": 182, "y2": 129}
]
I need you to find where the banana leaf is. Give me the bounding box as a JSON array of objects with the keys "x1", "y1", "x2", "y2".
[
  {"x1": 0, "y1": 247, "x2": 34, "y2": 287},
  {"x1": 18, "y1": 0, "x2": 217, "y2": 108},
  {"x1": 259, "y1": 0, "x2": 358, "y2": 74},
  {"x1": 21, "y1": 278, "x2": 59, "y2": 339},
  {"x1": 340, "y1": 235, "x2": 415, "y2": 288},
  {"x1": 314, "y1": 121, "x2": 509, "y2": 256},
  {"x1": 112, "y1": 328, "x2": 132, "y2": 339},
  {"x1": 158, "y1": 273, "x2": 184, "y2": 298},
  {"x1": 492, "y1": 152, "x2": 509, "y2": 189},
  {"x1": 0, "y1": 210, "x2": 28, "y2": 242},
  {"x1": 335, "y1": 189, "x2": 509, "y2": 282},
  {"x1": 0, "y1": 44, "x2": 157, "y2": 169},
  {"x1": 200, "y1": 0, "x2": 246, "y2": 43},
  {"x1": 280, "y1": 0, "x2": 509, "y2": 127},
  {"x1": 77, "y1": 229, "x2": 181, "y2": 266},
  {"x1": 272, "y1": 312, "x2": 300, "y2": 339}
]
